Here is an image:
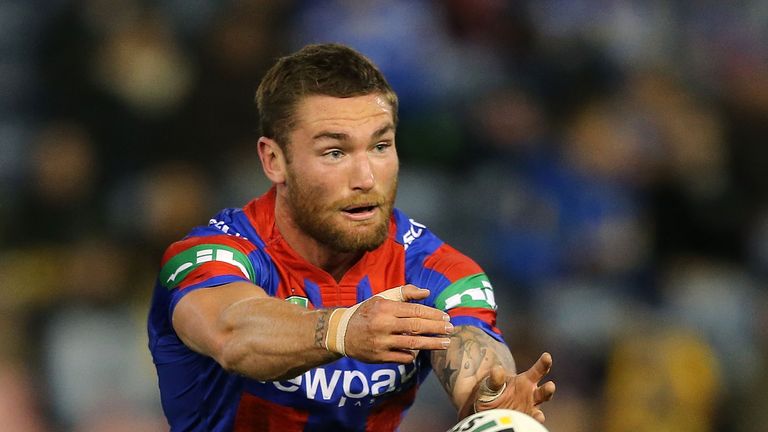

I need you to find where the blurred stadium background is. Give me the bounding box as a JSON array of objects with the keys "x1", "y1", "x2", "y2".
[{"x1": 1, "y1": 0, "x2": 767, "y2": 431}]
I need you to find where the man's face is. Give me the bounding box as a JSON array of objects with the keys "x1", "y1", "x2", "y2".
[{"x1": 282, "y1": 93, "x2": 399, "y2": 253}]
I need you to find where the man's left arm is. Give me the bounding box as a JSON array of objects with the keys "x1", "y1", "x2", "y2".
[{"x1": 430, "y1": 325, "x2": 556, "y2": 422}]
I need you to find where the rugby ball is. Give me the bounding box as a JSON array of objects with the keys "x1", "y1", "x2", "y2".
[{"x1": 447, "y1": 409, "x2": 550, "y2": 432}]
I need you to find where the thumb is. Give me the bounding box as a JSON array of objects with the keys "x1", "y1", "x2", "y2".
[
  {"x1": 376, "y1": 284, "x2": 430, "y2": 302},
  {"x1": 477, "y1": 366, "x2": 508, "y2": 403},
  {"x1": 485, "y1": 366, "x2": 507, "y2": 394},
  {"x1": 458, "y1": 367, "x2": 509, "y2": 419}
]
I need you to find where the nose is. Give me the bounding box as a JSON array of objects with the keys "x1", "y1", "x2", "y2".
[{"x1": 349, "y1": 153, "x2": 375, "y2": 191}]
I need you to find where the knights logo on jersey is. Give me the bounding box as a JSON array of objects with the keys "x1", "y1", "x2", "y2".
[{"x1": 286, "y1": 295, "x2": 310, "y2": 308}]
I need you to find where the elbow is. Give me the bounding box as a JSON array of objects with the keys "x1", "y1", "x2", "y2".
[
  {"x1": 210, "y1": 336, "x2": 237, "y2": 373},
  {"x1": 215, "y1": 338, "x2": 290, "y2": 382},
  {"x1": 215, "y1": 346, "x2": 243, "y2": 376},
  {"x1": 215, "y1": 338, "x2": 253, "y2": 377},
  {"x1": 208, "y1": 332, "x2": 244, "y2": 374}
]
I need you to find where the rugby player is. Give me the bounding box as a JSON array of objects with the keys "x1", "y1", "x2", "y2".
[{"x1": 148, "y1": 43, "x2": 555, "y2": 431}]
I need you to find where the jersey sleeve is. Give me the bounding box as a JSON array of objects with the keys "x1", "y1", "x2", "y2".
[
  {"x1": 421, "y1": 244, "x2": 503, "y2": 342},
  {"x1": 397, "y1": 212, "x2": 503, "y2": 343},
  {"x1": 158, "y1": 231, "x2": 260, "y2": 317}
]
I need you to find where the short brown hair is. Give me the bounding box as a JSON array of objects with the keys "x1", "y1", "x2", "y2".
[{"x1": 255, "y1": 43, "x2": 398, "y2": 150}]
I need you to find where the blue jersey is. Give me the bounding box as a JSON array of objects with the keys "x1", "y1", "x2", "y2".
[{"x1": 148, "y1": 188, "x2": 503, "y2": 431}]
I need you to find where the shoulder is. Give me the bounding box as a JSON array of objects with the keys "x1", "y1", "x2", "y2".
[
  {"x1": 158, "y1": 207, "x2": 268, "y2": 289},
  {"x1": 204, "y1": 206, "x2": 265, "y2": 247},
  {"x1": 163, "y1": 208, "x2": 259, "y2": 259},
  {"x1": 392, "y1": 208, "x2": 483, "y2": 278},
  {"x1": 392, "y1": 209, "x2": 501, "y2": 338},
  {"x1": 391, "y1": 208, "x2": 441, "y2": 253}
]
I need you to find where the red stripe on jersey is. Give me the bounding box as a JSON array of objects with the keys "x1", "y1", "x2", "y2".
[
  {"x1": 367, "y1": 236, "x2": 406, "y2": 296},
  {"x1": 161, "y1": 234, "x2": 258, "y2": 267},
  {"x1": 448, "y1": 307, "x2": 501, "y2": 334},
  {"x1": 422, "y1": 244, "x2": 483, "y2": 283},
  {"x1": 243, "y1": 186, "x2": 407, "y2": 307},
  {"x1": 176, "y1": 261, "x2": 248, "y2": 291},
  {"x1": 365, "y1": 384, "x2": 418, "y2": 432},
  {"x1": 233, "y1": 393, "x2": 309, "y2": 432}
]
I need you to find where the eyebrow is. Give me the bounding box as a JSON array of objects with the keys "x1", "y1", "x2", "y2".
[
  {"x1": 372, "y1": 124, "x2": 395, "y2": 138},
  {"x1": 312, "y1": 123, "x2": 395, "y2": 141}
]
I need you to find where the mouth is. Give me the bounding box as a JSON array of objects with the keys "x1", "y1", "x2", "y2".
[{"x1": 341, "y1": 203, "x2": 380, "y2": 220}]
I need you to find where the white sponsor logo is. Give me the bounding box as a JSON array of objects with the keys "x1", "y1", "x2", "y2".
[
  {"x1": 402, "y1": 219, "x2": 427, "y2": 250},
  {"x1": 166, "y1": 248, "x2": 250, "y2": 284},
  {"x1": 271, "y1": 361, "x2": 418, "y2": 407},
  {"x1": 209, "y1": 218, "x2": 246, "y2": 238},
  {"x1": 443, "y1": 280, "x2": 497, "y2": 310}
]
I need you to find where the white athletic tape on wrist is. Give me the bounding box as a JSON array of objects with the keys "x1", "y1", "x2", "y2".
[
  {"x1": 323, "y1": 286, "x2": 405, "y2": 356},
  {"x1": 474, "y1": 378, "x2": 507, "y2": 413}
]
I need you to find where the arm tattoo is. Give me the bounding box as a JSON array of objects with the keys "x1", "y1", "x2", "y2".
[
  {"x1": 431, "y1": 326, "x2": 516, "y2": 398},
  {"x1": 313, "y1": 309, "x2": 333, "y2": 348}
]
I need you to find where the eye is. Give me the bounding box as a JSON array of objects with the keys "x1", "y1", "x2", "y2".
[
  {"x1": 373, "y1": 142, "x2": 392, "y2": 153},
  {"x1": 324, "y1": 149, "x2": 344, "y2": 160}
]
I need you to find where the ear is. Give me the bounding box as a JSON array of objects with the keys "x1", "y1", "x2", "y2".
[{"x1": 257, "y1": 137, "x2": 287, "y2": 184}]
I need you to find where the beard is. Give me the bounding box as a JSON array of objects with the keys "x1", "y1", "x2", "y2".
[{"x1": 285, "y1": 173, "x2": 397, "y2": 253}]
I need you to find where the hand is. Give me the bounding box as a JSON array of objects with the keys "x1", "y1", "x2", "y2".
[
  {"x1": 343, "y1": 284, "x2": 453, "y2": 363},
  {"x1": 459, "y1": 353, "x2": 556, "y2": 422}
]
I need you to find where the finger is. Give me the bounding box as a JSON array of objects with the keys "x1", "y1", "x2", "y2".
[
  {"x1": 389, "y1": 334, "x2": 450, "y2": 351},
  {"x1": 524, "y1": 352, "x2": 553, "y2": 382},
  {"x1": 381, "y1": 349, "x2": 417, "y2": 364},
  {"x1": 376, "y1": 286, "x2": 407, "y2": 301},
  {"x1": 534, "y1": 381, "x2": 556, "y2": 405},
  {"x1": 395, "y1": 348, "x2": 420, "y2": 359},
  {"x1": 398, "y1": 284, "x2": 430, "y2": 301},
  {"x1": 392, "y1": 317, "x2": 454, "y2": 335},
  {"x1": 392, "y1": 301, "x2": 449, "y2": 322},
  {"x1": 532, "y1": 409, "x2": 546, "y2": 423}
]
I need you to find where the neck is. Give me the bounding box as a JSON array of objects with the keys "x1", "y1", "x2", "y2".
[{"x1": 274, "y1": 193, "x2": 362, "y2": 282}]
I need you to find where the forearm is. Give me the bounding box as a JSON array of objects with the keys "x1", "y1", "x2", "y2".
[
  {"x1": 214, "y1": 296, "x2": 340, "y2": 381},
  {"x1": 174, "y1": 283, "x2": 452, "y2": 381},
  {"x1": 173, "y1": 283, "x2": 340, "y2": 381},
  {"x1": 430, "y1": 325, "x2": 516, "y2": 410}
]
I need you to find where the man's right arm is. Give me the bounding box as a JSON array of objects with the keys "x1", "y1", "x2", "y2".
[{"x1": 172, "y1": 282, "x2": 452, "y2": 381}]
